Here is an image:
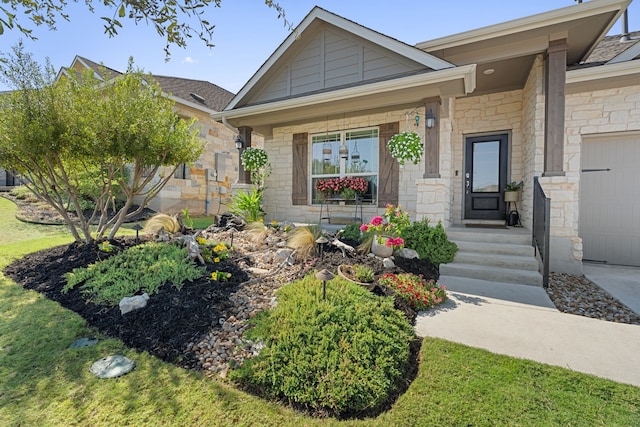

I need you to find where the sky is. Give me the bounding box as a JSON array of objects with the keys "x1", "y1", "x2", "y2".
[{"x1": 0, "y1": 0, "x2": 638, "y2": 93}]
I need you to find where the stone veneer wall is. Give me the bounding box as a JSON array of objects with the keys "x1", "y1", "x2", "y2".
[
  {"x1": 140, "y1": 105, "x2": 254, "y2": 216},
  {"x1": 451, "y1": 90, "x2": 525, "y2": 224},
  {"x1": 262, "y1": 108, "x2": 426, "y2": 224},
  {"x1": 520, "y1": 55, "x2": 546, "y2": 229}
]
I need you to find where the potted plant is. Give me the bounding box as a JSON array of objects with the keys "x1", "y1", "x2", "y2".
[
  {"x1": 359, "y1": 204, "x2": 410, "y2": 257},
  {"x1": 504, "y1": 180, "x2": 523, "y2": 202},
  {"x1": 337, "y1": 264, "x2": 375, "y2": 290},
  {"x1": 387, "y1": 131, "x2": 423, "y2": 166}
]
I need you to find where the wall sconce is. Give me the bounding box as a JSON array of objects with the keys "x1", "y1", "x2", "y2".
[
  {"x1": 426, "y1": 109, "x2": 436, "y2": 129},
  {"x1": 234, "y1": 135, "x2": 244, "y2": 150},
  {"x1": 415, "y1": 115, "x2": 420, "y2": 127}
]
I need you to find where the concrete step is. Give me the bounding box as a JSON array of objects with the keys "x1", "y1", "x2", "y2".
[
  {"x1": 454, "y1": 240, "x2": 535, "y2": 257},
  {"x1": 448, "y1": 229, "x2": 531, "y2": 245},
  {"x1": 453, "y1": 252, "x2": 539, "y2": 271},
  {"x1": 440, "y1": 263, "x2": 543, "y2": 286}
]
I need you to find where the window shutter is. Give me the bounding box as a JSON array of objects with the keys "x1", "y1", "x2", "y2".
[
  {"x1": 378, "y1": 123, "x2": 399, "y2": 207},
  {"x1": 292, "y1": 133, "x2": 309, "y2": 205}
]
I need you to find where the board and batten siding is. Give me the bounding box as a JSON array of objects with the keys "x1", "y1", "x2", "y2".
[
  {"x1": 250, "y1": 25, "x2": 426, "y2": 105},
  {"x1": 579, "y1": 133, "x2": 640, "y2": 267}
]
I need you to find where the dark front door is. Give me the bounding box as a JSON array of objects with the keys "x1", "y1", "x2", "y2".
[{"x1": 464, "y1": 134, "x2": 509, "y2": 220}]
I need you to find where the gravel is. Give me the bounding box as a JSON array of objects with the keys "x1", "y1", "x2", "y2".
[{"x1": 547, "y1": 272, "x2": 640, "y2": 325}]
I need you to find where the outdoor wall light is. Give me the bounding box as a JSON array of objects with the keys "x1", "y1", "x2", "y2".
[
  {"x1": 415, "y1": 115, "x2": 420, "y2": 127},
  {"x1": 234, "y1": 135, "x2": 244, "y2": 150},
  {"x1": 426, "y1": 109, "x2": 436, "y2": 129}
]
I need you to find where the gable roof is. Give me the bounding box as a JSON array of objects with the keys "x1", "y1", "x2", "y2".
[
  {"x1": 60, "y1": 56, "x2": 234, "y2": 113},
  {"x1": 225, "y1": 6, "x2": 455, "y2": 111}
]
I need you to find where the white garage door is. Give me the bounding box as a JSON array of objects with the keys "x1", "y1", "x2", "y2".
[{"x1": 580, "y1": 133, "x2": 640, "y2": 266}]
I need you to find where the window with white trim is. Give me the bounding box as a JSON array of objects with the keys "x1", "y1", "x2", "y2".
[{"x1": 310, "y1": 128, "x2": 378, "y2": 204}]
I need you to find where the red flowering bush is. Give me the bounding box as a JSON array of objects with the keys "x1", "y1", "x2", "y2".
[
  {"x1": 378, "y1": 273, "x2": 447, "y2": 310},
  {"x1": 315, "y1": 177, "x2": 368, "y2": 197}
]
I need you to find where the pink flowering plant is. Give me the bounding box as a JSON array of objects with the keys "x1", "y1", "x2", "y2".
[
  {"x1": 378, "y1": 273, "x2": 447, "y2": 310},
  {"x1": 359, "y1": 204, "x2": 411, "y2": 249},
  {"x1": 315, "y1": 176, "x2": 368, "y2": 198}
]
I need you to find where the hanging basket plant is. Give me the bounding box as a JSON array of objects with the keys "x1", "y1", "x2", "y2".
[
  {"x1": 387, "y1": 131, "x2": 423, "y2": 166},
  {"x1": 240, "y1": 147, "x2": 269, "y2": 171}
]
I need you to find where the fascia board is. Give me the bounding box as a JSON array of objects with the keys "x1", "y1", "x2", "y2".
[
  {"x1": 416, "y1": 0, "x2": 631, "y2": 52},
  {"x1": 213, "y1": 64, "x2": 476, "y2": 122},
  {"x1": 566, "y1": 60, "x2": 640, "y2": 84}
]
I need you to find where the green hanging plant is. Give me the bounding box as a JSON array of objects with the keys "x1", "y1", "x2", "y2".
[{"x1": 387, "y1": 131, "x2": 423, "y2": 166}]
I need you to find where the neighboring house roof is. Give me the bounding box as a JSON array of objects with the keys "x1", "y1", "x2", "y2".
[
  {"x1": 151, "y1": 75, "x2": 234, "y2": 112},
  {"x1": 60, "y1": 55, "x2": 234, "y2": 113}
]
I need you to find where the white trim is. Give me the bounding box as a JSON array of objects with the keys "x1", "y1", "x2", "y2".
[
  {"x1": 225, "y1": 7, "x2": 454, "y2": 111},
  {"x1": 214, "y1": 65, "x2": 476, "y2": 121},
  {"x1": 416, "y1": 0, "x2": 631, "y2": 52},
  {"x1": 607, "y1": 40, "x2": 640, "y2": 64},
  {"x1": 566, "y1": 60, "x2": 640, "y2": 84}
]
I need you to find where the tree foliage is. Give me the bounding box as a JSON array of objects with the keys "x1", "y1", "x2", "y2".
[
  {"x1": 0, "y1": 0, "x2": 289, "y2": 59},
  {"x1": 0, "y1": 44, "x2": 204, "y2": 243}
]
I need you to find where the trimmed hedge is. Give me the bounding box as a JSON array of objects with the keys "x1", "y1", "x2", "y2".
[{"x1": 231, "y1": 274, "x2": 415, "y2": 417}]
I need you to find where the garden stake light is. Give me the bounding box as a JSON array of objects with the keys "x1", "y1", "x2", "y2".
[
  {"x1": 131, "y1": 223, "x2": 144, "y2": 243},
  {"x1": 315, "y1": 269, "x2": 334, "y2": 300},
  {"x1": 315, "y1": 236, "x2": 328, "y2": 261}
]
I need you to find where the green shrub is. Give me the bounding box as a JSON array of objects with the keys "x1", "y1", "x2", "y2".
[
  {"x1": 401, "y1": 219, "x2": 458, "y2": 266},
  {"x1": 63, "y1": 242, "x2": 206, "y2": 305},
  {"x1": 340, "y1": 223, "x2": 363, "y2": 243},
  {"x1": 232, "y1": 274, "x2": 415, "y2": 417}
]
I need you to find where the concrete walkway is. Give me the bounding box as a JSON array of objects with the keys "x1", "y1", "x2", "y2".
[{"x1": 414, "y1": 276, "x2": 640, "y2": 387}]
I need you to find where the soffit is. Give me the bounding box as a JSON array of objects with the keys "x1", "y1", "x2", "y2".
[{"x1": 417, "y1": 0, "x2": 630, "y2": 95}]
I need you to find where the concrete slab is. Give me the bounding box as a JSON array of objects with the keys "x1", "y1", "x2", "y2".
[
  {"x1": 438, "y1": 275, "x2": 555, "y2": 308},
  {"x1": 583, "y1": 263, "x2": 640, "y2": 316},
  {"x1": 415, "y1": 290, "x2": 640, "y2": 387}
]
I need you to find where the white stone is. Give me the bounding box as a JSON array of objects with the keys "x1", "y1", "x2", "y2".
[
  {"x1": 119, "y1": 293, "x2": 150, "y2": 315},
  {"x1": 396, "y1": 248, "x2": 419, "y2": 259}
]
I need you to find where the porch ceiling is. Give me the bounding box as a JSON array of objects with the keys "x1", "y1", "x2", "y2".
[
  {"x1": 418, "y1": 0, "x2": 630, "y2": 95},
  {"x1": 213, "y1": 65, "x2": 476, "y2": 130}
]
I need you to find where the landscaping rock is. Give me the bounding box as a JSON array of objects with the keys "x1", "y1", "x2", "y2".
[
  {"x1": 396, "y1": 248, "x2": 419, "y2": 259},
  {"x1": 383, "y1": 258, "x2": 395, "y2": 268},
  {"x1": 89, "y1": 355, "x2": 135, "y2": 378},
  {"x1": 119, "y1": 293, "x2": 150, "y2": 315},
  {"x1": 69, "y1": 337, "x2": 98, "y2": 348}
]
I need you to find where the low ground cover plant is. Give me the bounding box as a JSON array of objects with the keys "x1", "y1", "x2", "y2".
[
  {"x1": 63, "y1": 242, "x2": 206, "y2": 305},
  {"x1": 232, "y1": 274, "x2": 416, "y2": 417},
  {"x1": 379, "y1": 273, "x2": 447, "y2": 311}
]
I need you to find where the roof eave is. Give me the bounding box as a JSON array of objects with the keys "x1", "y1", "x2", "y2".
[
  {"x1": 213, "y1": 65, "x2": 476, "y2": 125},
  {"x1": 226, "y1": 7, "x2": 455, "y2": 111},
  {"x1": 416, "y1": 0, "x2": 631, "y2": 54}
]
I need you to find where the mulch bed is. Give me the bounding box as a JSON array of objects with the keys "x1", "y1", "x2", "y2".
[{"x1": 3, "y1": 235, "x2": 438, "y2": 371}]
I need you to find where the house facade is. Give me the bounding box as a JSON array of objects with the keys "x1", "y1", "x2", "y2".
[
  {"x1": 213, "y1": 0, "x2": 640, "y2": 273},
  {"x1": 57, "y1": 56, "x2": 254, "y2": 216}
]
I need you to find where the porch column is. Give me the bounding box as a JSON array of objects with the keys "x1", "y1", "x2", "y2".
[
  {"x1": 543, "y1": 38, "x2": 567, "y2": 177},
  {"x1": 237, "y1": 126, "x2": 252, "y2": 184},
  {"x1": 423, "y1": 97, "x2": 441, "y2": 178}
]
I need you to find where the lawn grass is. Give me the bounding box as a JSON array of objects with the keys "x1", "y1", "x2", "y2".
[{"x1": 1, "y1": 196, "x2": 639, "y2": 426}]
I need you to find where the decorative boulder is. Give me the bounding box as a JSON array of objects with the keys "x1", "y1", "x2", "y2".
[
  {"x1": 90, "y1": 355, "x2": 135, "y2": 378},
  {"x1": 396, "y1": 248, "x2": 420, "y2": 259},
  {"x1": 274, "y1": 248, "x2": 294, "y2": 264},
  {"x1": 119, "y1": 293, "x2": 150, "y2": 315}
]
